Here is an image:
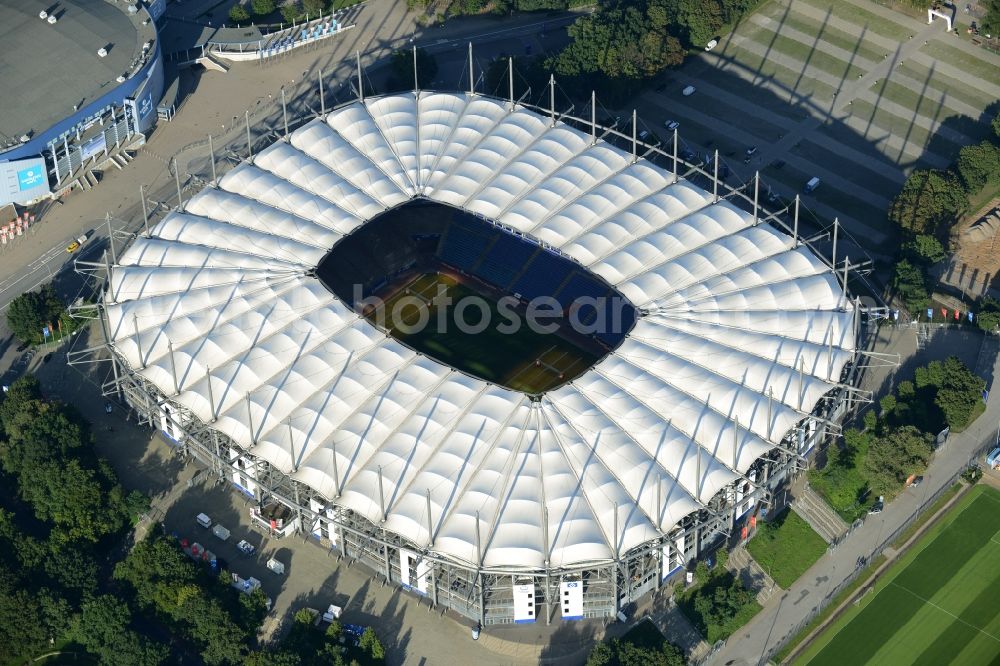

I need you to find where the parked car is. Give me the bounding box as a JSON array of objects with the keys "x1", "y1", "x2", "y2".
[
  {"x1": 664, "y1": 120, "x2": 680, "y2": 131},
  {"x1": 682, "y1": 85, "x2": 696, "y2": 96},
  {"x1": 705, "y1": 38, "x2": 719, "y2": 51},
  {"x1": 908, "y1": 475, "x2": 924, "y2": 488},
  {"x1": 869, "y1": 496, "x2": 885, "y2": 514},
  {"x1": 638, "y1": 129, "x2": 651, "y2": 141}
]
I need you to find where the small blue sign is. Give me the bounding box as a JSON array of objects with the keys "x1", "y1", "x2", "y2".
[
  {"x1": 17, "y1": 165, "x2": 45, "y2": 191},
  {"x1": 138, "y1": 91, "x2": 153, "y2": 120}
]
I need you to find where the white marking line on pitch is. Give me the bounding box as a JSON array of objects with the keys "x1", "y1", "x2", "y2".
[{"x1": 888, "y1": 582, "x2": 1000, "y2": 643}]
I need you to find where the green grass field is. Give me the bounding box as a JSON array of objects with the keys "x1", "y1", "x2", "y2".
[
  {"x1": 747, "y1": 508, "x2": 827, "y2": 588},
  {"x1": 371, "y1": 272, "x2": 597, "y2": 394},
  {"x1": 798, "y1": 485, "x2": 1000, "y2": 665}
]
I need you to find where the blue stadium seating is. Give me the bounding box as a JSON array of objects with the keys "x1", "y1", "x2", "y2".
[
  {"x1": 511, "y1": 249, "x2": 573, "y2": 302},
  {"x1": 439, "y1": 220, "x2": 492, "y2": 272},
  {"x1": 472, "y1": 233, "x2": 536, "y2": 289}
]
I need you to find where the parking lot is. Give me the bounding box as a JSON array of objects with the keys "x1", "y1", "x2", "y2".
[{"x1": 631, "y1": 0, "x2": 999, "y2": 260}]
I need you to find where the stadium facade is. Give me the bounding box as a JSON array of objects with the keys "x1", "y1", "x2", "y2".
[
  {"x1": 86, "y1": 90, "x2": 865, "y2": 626},
  {"x1": 0, "y1": 0, "x2": 166, "y2": 207}
]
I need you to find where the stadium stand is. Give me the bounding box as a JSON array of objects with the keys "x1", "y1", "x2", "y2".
[
  {"x1": 439, "y1": 218, "x2": 493, "y2": 272},
  {"x1": 511, "y1": 249, "x2": 574, "y2": 301},
  {"x1": 471, "y1": 232, "x2": 537, "y2": 289}
]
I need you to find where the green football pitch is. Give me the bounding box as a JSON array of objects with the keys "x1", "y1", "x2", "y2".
[
  {"x1": 367, "y1": 272, "x2": 599, "y2": 394},
  {"x1": 799, "y1": 485, "x2": 1000, "y2": 665}
]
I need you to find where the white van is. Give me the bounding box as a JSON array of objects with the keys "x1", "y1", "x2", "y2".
[
  {"x1": 804, "y1": 176, "x2": 821, "y2": 193},
  {"x1": 705, "y1": 39, "x2": 719, "y2": 51},
  {"x1": 682, "y1": 85, "x2": 696, "y2": 96}
]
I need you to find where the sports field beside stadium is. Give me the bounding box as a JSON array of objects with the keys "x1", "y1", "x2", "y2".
[
  {"x1": 798, "y1": 485, "x2": 1000, "y2": 665},
  {"x1": 367, "y1": 272, "x2": 599, "y2": 394}
]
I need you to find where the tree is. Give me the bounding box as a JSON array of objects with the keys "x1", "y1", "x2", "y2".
[
  {"x1": 976, "y1": 296, "x2": 1000, "y2": 333},
  {"x1": 359, "y1": 626, "x2": 385, "y2": 661},
  {"x1": 586, "y1": 642, "x2": 614, "y2": 666},
  {"x1": 251, "y1": 0, "x2": 276, "y2": 16},
  {"x1": 388, "y1": 47, "x2": 439, "y2": 91},
  {"x1": 934, "y1": 357, "x2": 986, "y2": 428},
  {"x1": 887, "y1": 169, "x2": 966, "y2": 237},
  {"x1": 5, "y1": 283, "x2": 65, "y2": 345},
  {"x1": 19, "y1": 458, "x2": 125, "y2": 544},
  {"x1": 892, "y1": 259, "x2": 930, "y2": 314},
  {"x1": 956, "y1": 141, "x2": 1000, "y2": 193},
  {"x1": 983, "y1": 0, "x2": 1000, "y2": 42},
  {"x1": 303, "y1": 0, "x2": 328, "y2": 16},
  {"x1": 901, "y1": 234, "x2": 946, "y2": 265},
  {"x1": 229, "y1": 3, "x2": 250, "y2": 22},
  {"x1": 863, "y1": 426, "x2": 933, "y2": 496},
  {"x1": 660, "y1": 0, "x2": 724, "y2": 47},
  {"x1": 280, "y1": 2, "x2": 301, "y2": 23}
]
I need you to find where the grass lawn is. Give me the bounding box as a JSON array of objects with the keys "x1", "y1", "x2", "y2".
[
  {"x1": 793, "y1": 0, "x2": 915, "y2": 41},
  {"x1": 895, "y1": 62, "x2": 998, "y2": 114},
  {"x1": 767, "y1": 12, "x2": 886, "y2": 65},
  {"x1": 723, "y1": 44, "x2": 839, "y2": 102},
  {"x1": 919, "y1": 41, "x2": 1000, "y2": 87},
  {"x1": 747, "y1": 508, "x2": 827, "y2": 588},
  {"x1": 751, "y1": 31, "x2": 865, "y2": 81},
  {"x1": 796, "y1": 485, "x2": 1000, "y2": 665}
]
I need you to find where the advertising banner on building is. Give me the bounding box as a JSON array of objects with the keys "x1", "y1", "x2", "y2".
[{"x1": 0, "y1": 157, "x2": 50, "y2": 206}]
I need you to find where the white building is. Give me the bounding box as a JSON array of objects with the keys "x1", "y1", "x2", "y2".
[{"x1": 93, "y1": 91, "x2": 861, "y2": 625}]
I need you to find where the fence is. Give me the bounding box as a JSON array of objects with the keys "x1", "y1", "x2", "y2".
[{"x1": 760, "y1": 436, "x2": 997, "y2": 664}]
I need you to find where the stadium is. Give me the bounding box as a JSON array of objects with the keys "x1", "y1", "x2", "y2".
[
  {"x1": 89, "y1": 89, "x2": 863, "y2": 626},
  {"x1": 0, "y1": 0, "x2": 166, "y2": 207}
]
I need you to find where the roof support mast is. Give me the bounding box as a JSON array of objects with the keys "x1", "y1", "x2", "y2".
[
  {"x1": 133, "y1": 313, "x2": 144, "y2": 368},
  {"x1": 468, "y1": 43, "x2": 475, "y2": 95},
  {"x1": 106, "y1": 212, "x2": 116, "y2": 264},
  {"x1": 208, "y1": 135, "x2": 218, "y2": 185},
  {"x1": 281, "y1": 89, "x2": 289, "y2": 138},
  {"x1": 245, "y1": 110, "x2": 253, "y2": 160},
  {"x1": 413, "y1": 45, "x2": 419, "y2": 92},
  {"x1": 508, "y1": 57, "x2": 514, "y2": 110},
  {"x1": 713, "y1": 150, "x2": 720, "y2": 202},
  {"x1": 318, "y1": 68, "x2": 326, "y2": 117},
  {"x1": 831, "y1": 217, "x2": 839, "y2": 273},
  {"x1": 356, "y1": 51, "x2": 364, "y2": 102},
  {"x1": 205, "y1": 367, "x2": 216, "y2": 421},
  {"x1": 173, "y1": 158, "x2": 183, "y2": 210},
  {"x1": 425, "y1": 489, "x2": 434, "y2": 545},
  {"x1": 549, "y1": 74, "x2": 556, "y2": 126},
  {"x1": 793, "y1": 195, "x2": 800, "y2": 246},
  {"x1": 672, "y1": 128, "x2": 678, "y2": 183},
  {"x1": 140, "y1": 184, "x2": 151, "y2": 238},
  {"x1": 590, "y1": 90, "x2": 597, "y2": 145},
  {"x1": 631, "y1": 109, "x2": 637, "y2": 162},
  {"x1": 752, "y1": 171, "x2": 760, "y2": 226}
]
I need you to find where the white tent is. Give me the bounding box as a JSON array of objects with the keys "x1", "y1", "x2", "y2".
[{"x1": 106, "y1": 92, "x2": 855, "y2": 570}]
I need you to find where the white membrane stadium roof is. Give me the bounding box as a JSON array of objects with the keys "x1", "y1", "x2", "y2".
[{"x1": 106, "y1": 92, "x2": 856, "y2": 571}]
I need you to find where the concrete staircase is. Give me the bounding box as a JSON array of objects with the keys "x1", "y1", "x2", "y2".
[
  {"x1": 728, "y1": 545, "x2": 780, "y2": 606},
  {"x1": 792, "y1": 486, "x2": 849, "y2": 544}
]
